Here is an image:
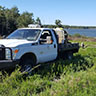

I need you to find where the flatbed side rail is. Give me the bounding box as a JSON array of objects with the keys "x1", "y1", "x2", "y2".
[{"x1": 58, "y1": 43, "x2": 79, "y2": 52}]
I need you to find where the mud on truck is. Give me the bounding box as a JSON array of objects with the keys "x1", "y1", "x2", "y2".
[{"x1": 0, "y1": 25, "x2": 79, "y2": 73}]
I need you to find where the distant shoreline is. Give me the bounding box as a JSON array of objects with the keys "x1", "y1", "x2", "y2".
[
  {"x1": 43, "y1": 24, "x2": 96, "y2": 29},
  {"x1": 69, "y1": 35, "x2": 96, "y2": 42}
]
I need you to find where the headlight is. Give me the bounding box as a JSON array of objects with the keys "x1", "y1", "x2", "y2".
[
  {"x1": 5, "y1": 48, "x2": 19, "y2": 60},
  {"x1": 5, "y1": 49, "x2": 11, "y2": 60}
]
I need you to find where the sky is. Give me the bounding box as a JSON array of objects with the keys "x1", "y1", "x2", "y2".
[{"x1": 0, "y1": 0, "x2": 96, "y2": 26}]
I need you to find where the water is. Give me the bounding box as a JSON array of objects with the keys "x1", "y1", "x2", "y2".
[{"x1": 66, "y1": 29, "x2": 96, "y2": 37}]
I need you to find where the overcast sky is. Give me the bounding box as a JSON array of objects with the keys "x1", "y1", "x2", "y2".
[{"x1": 0, "y1": 0, "x2": 96, "y2": 26}]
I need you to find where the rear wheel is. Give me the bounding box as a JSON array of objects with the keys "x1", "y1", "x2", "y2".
[{"x1": 67, "y1": 51, "x2": 73, "y2": 60}]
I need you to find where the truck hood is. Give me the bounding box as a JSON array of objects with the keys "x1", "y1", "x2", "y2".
[{"x1": 0, "y1": 39, "x2": 33, "y2": 47}]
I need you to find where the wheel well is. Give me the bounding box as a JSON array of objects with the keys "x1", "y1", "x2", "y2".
[{"x1": 20, "y1": 52, "x2": 37, "y2": 64}]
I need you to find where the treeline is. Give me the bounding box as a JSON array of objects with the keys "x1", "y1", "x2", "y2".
[
  {"x1": 43, "y1": 25, "x2": 96, "y2": 29},
  {"x1": 0, "y1": 6, "x2": 41, "y2": 36},
  {"x1": 0, "y1": 6, "x2": 96, "y2": 36}
]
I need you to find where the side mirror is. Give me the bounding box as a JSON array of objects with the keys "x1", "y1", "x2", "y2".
[
  {"x1": 46, "y1": 36, "x2": 52, "y2": 44},
  {"x1": 39, "y1": 36, "x2": 52, "y2": 44},
  {"x1": 39, "y1": 39, "x2": 46, "y2": 44}
]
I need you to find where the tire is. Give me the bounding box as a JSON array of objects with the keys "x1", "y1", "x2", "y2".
[
  {"x1": 20, "y1": 55, "x2": 36, "y2": 75},
  {"x1": 67, "y1": 51, "x2": 73, "y2": 60}
]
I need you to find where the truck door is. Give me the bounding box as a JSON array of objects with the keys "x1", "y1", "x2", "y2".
[{"x1": 38, "y1": 30, "x2": 57, "y2": 63}]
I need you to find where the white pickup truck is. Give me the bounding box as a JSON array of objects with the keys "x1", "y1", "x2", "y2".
[{"x1": 0, "y1": 26, "x2": 79, "y2": 72}]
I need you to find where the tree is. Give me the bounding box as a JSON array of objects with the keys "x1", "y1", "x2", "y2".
[
  {"x1": 11, "y1": 6, "x2": 20, "y2": 18},
  {"x1": 0, "y1": 6, "x2": 38, "y2": 36},
  {"x1": 17, "y1": 12, "x2": 35, "y2": 28},
  {"x1": 55, "y1": 19, "x2": 62, "y2": 27},
  {"x1": 5, "y1": 6, "x2": 20, "y2": 35},
  {"x1": 35, "y1": 17, "x2": 42, "y2": 26},
  {"x1": 0, "y1": 6, "x2": 6, "y2": 35}
]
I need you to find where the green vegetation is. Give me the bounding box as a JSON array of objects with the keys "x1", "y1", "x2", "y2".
[
  {"x1": 0, "y1": 41, "x2": 96, "y2": 96},
  {"x1": 72, "y1": 33, "x2": 85, "y2": 38}
]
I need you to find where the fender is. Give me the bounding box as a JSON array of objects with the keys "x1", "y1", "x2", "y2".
[{"x1": 20, "y1": 52, "x2": 37, "y2": 64}]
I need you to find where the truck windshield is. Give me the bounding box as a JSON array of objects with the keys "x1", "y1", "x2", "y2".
[{"x1": 6, "y1": 29, "x2": 41, "y2": 41}]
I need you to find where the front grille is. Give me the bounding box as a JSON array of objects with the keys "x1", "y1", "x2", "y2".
[{"x1": 0, "y1": 47, "x2": 5, "y2": 60}]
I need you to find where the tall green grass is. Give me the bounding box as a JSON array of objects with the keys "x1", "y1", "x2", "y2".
[{"x1": 0, "y1": 41, "x2": 96, "y2": 96}]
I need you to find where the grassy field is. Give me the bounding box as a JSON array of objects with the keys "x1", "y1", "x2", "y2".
[{"x1": 0, "y1": 40, "x2": 96, "y2": 96}]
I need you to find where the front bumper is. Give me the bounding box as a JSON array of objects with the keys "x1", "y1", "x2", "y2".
[
  {"x1": 0, "y1": 45, "x2": 20, "y2": 69},
  {"x1": 0, "y1": 59, "x2": 19, "y2": 69}
]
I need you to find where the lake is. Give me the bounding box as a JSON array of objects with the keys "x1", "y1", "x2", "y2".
[{"x1": 66, "y1": 29, "x2": 96, "y2": 37}]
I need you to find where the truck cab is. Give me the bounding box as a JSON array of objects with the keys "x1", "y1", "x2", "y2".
[{"x1": 0, "y1": 27, "x2": 58, "y2": 71}]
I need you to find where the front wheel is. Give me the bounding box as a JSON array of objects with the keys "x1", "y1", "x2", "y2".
[{"x1": 20, "y1": 55, "x2": 36, "y2": 75}]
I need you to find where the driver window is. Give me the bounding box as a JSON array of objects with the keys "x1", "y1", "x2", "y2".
[{"x1": 39, "y1": 30, "x2": 53, "y2": 44}]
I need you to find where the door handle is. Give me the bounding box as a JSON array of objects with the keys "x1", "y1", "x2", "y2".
[{"x1": 54, "y1": 44, "x2": 56, "y2": 48}]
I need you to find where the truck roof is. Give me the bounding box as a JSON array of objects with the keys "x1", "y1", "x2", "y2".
[{"x1": 18, "y1": 27, "x2": 52, "y2": 31}]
